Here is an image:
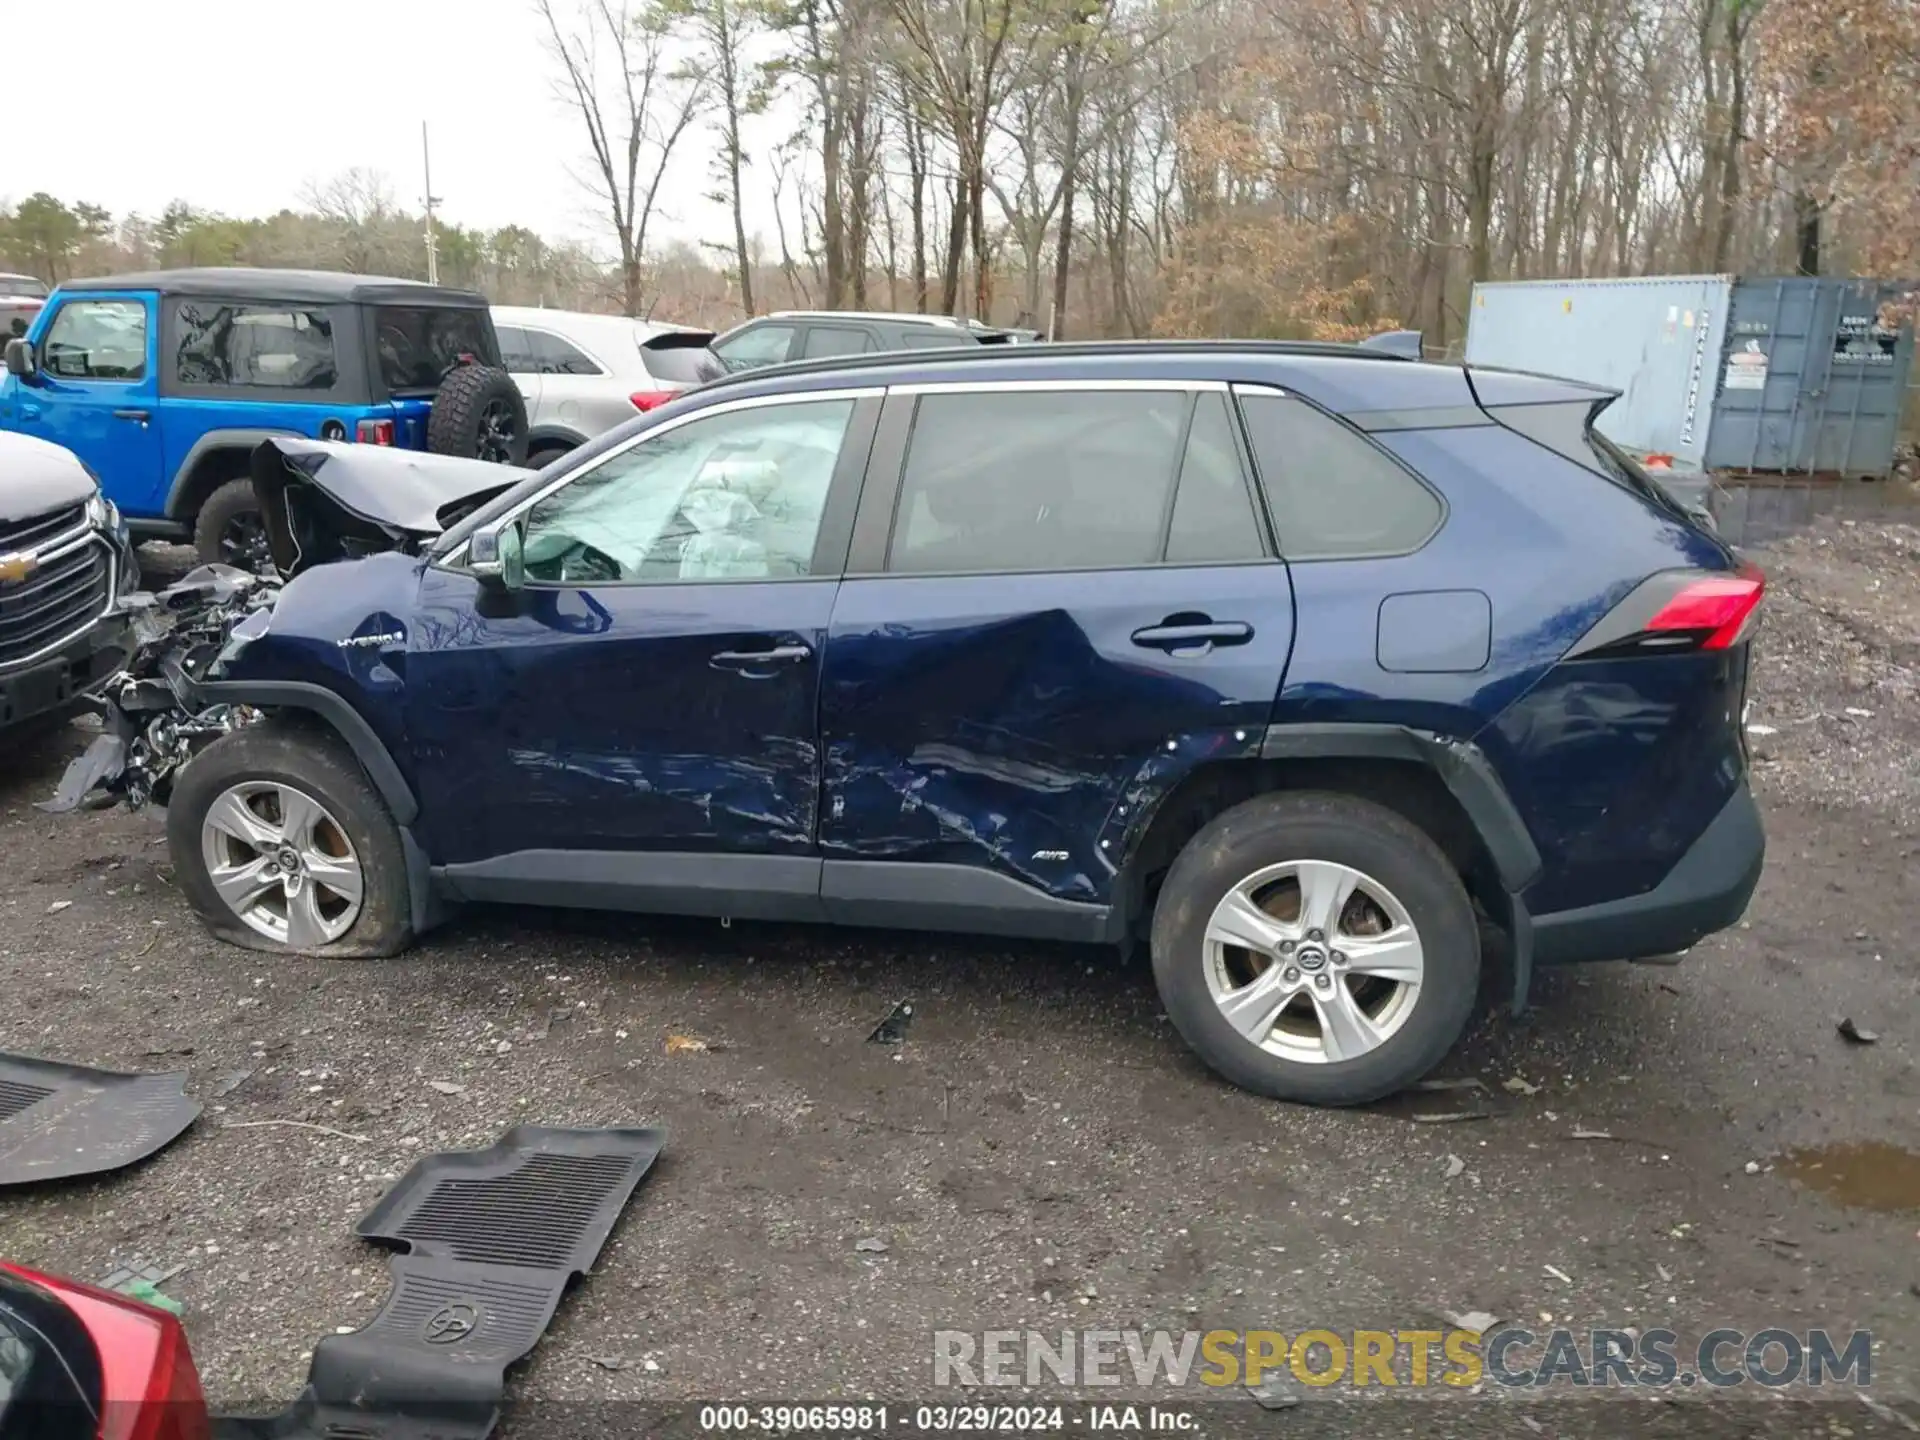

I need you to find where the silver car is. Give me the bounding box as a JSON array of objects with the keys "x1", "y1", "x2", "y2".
[{"x1": 491, "y1": 306, "x2": 723, "y2": 467}]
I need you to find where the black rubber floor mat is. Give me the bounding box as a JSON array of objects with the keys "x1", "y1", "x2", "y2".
[
  {"x1": 0, "y1": 1052, "x2": 200, "y2": 1186},
  {"x1": 214, "y1": 1124, "x2": 664, "y2": 1440}
]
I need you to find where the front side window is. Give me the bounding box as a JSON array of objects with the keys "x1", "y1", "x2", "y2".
[
  {"x1": 174, "y1": 303, "x2": 338, "y2": 389},
  {"x1": 373, "y1": 306, "x2": 494, "y2": 393},
  {"x1": 42, "y1": 299, "x2": 146, "y2": 381},
  {"x1": 713, "y1": 323, "x2": 796, "y2": 372},
  {"x1": 519, "y1": 398, "x2": 854, "y2": 584},
  {"x1": 1237, "y1": 390, "x2": 1443, "y2": 559},
  {"x1": 887, "y1": 389, "x2": 1195, "y2": 573},
  {"x1": 527, "y1": 329, "x2": 603, "y2": 376}
]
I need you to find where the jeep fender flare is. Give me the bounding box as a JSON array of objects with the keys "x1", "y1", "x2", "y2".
[{"x1": 166, "y1": 429, "x2": 305, "y2": 519}]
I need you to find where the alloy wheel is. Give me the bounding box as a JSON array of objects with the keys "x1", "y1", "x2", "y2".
[
  {"x1": 1202, "y1": 859, "x2": 1424, "y2": 1064},
  {"x1": 477, "y1": 399, "x2": 519, "y2": 464},
  {"x1": 199, "y1": 781, "x2": 364, "y2": 947}
]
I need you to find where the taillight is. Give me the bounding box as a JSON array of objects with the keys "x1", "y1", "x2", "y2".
[
  {"x1": 355, "y1": 418, "x2": 395, "y2": 446},
  {"x1": 1568, "y1": 562, "x2": 1766, "y2": 660},
  {"x1": 630, "y1": 389, "x2": 677, "y2": 412},
  {"x1": 1644, "y1": 562, "x2": 1766, "y2": 650},
  {"x1": 0, "y1": 1264, "x2": 210, "y2": 1440}
]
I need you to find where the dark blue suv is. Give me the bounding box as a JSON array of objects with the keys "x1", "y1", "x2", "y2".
[{"x1": 114, "y1": 341, "x2": 1765, "y2": 1104}]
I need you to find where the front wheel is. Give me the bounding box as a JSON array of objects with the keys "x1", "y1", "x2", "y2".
[
  {"x1": 1150, "y1": 791, "x2": 1480, "y2": 1105},
  {"x1": 167, "y1": 722, "x2": 414, "y2": 958}
]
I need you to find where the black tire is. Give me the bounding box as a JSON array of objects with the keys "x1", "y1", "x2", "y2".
[
  {"x1": 166, "y1": 720, "x2": 413, "y2": 959},
  {"x1": 524, "y1": 440, "x2": 575, "y2": 470},
  {"x1": 427, "y1": 364, "x2": 529, "y2": 466},
  {"x1": 1149, "y1": 791, "x2": 1479, "y2": 1106},
  {"x1": 191, "y1": 476, "x2": 273, "y2": 572}
]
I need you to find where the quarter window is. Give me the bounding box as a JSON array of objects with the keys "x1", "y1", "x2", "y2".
[
  {"x1": 1237, "y1": 390, "x2": 1442, "y2": 558},
  {"x1": 41, "y1": 300, "x2": 146, "y2": 381},
  {"x1": 520, "y1": 399, "x2": 854, "y2": 584},
  {"x1": 174, "y1": 303, "x2": 338, "y2": 390}
]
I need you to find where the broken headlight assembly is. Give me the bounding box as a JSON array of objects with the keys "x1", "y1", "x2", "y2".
[{"x1": 39, "y1": 565, "x2": 280, "y2": 814}]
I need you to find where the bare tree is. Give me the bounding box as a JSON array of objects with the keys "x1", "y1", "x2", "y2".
[
  {"x1": 671, "y1": 0, "x2": 768, "y2": 314},
  {"x1": 538, "y1": 0, "x2": 708, "y2": 315}
]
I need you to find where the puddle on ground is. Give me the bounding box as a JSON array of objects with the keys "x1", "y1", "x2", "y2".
[{"x1": 1780, "y1": 1142, "x2": 1920, "y2": 1212}]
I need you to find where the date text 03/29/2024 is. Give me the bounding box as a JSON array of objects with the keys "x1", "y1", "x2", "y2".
[{"x1": 697, "y1": 1405, "x2": 1191, "y2": 1432}]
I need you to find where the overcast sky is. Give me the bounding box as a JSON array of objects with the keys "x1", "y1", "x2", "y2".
[{"x1": 7, "y1": 0, "x2": 762, "y2": 257}]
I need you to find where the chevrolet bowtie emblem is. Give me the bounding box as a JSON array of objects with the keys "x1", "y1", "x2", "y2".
[{"x1": 0, "y1": 552, "x2": 37, "y2": 585}]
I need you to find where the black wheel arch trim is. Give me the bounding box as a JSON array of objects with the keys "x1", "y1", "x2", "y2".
[
  {"x1": 188, "y1": 678, "x2": 419, "y2": 826},
  {"x1": 167, "y1": 428, "x2": 303, "y2": 518},
  {"x1": 1257, "y1": 722, "x2": 1543, "y2": 893}
]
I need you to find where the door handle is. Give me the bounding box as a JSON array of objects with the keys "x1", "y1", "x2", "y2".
[
  {"x1": 1130, "y1": 620, "x2": 1253, "y2": 651},
  {"x1": 710, "y1": 643, "x2": 812, "y2": 671},
  {"x1": 112, "y1": 408, "x2": 150, "y2": 423}
]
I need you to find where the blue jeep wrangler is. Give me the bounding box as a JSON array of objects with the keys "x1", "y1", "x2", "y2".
[{"x1": 0, "y1": 268, "x2": 526, "y2": 567}]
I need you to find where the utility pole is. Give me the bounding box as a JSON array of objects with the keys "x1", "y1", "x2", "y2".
[{"x1": 421, "y1": 121, "x2": 442, "y2": 284}]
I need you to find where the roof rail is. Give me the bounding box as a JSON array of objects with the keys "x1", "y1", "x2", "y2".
[{"x1": 697, "y1": 337, "x2": 1413, "y2": 395}]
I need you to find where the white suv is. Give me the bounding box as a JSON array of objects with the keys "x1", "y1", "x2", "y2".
[{"x1": 491, "y1": 306, "x2": 723, "y2": 467}]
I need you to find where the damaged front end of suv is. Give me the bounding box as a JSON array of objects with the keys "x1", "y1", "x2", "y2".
[{"x1": 41, "y1": 438, "x2": 514, "y2": 814}]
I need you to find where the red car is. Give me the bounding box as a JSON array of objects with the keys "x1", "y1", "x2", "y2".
[{"x1": 0, "y1": 1263, "x2": 208, "y2": 1440}]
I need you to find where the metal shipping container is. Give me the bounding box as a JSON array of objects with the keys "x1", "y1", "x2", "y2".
[{"x1": 1464, "y1": 275, "x2": 1915, "y2": 478}]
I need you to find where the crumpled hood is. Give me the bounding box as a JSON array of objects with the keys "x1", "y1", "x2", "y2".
[{"x1": 250, "y1": 438, "x2": 518, "y2": 577}]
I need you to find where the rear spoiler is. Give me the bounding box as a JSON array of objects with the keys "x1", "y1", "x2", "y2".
[{"x1": 640, "y1": 329, "x2": 717, "y2": 350}]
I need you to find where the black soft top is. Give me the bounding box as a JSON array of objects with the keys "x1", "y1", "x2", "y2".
[{"x1": 58, "y1": 268, "x2": 490, "y2": 307}]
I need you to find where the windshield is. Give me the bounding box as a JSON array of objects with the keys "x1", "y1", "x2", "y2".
[
  {"x1": 0, "y1": 277, "x2": 47, "y2": 300},
  {"x1": 373, "y1": 306, "x2": 497, "y2": 394}
]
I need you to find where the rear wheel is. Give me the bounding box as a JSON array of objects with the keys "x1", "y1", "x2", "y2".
[
  {"x1": 192, "y1": 477, "x2": 272, "y2": 572},
  {"x1": 428, "y1": 365, "x2": 529, "y2": 466},
  {"x1": 1150, "y1": 791, "x2": 1479, "y2": 1105},
  {"x1": 167, "y1": 722, "x2": 413, "y2": 958}
]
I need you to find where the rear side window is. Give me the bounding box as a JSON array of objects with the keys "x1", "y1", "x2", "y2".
[
  {"x1": 887, "y1": 388, "x2": 1266, "y2": 573},
  {"x1": 41, "y1": 299, "x2": 146, "y2": 380},
  {"x1": 495, "y1": 324, "x2": 539, "y2": 373},
  {"x1": 1166, "y1": 393, "x2": 1266, "y2": 563},
  {"x1": 1237, "y1": 391, "x2": 1442, "y2": 558},
  {"x1": 174, "y1": 303, "x2": 337, "y2": 390},
  {"x1": 527, "y1": 328, "x2": 603, "y2": 376},
  {"x1": 802, "y1": 326, "x2": 874, "y2": 359},
  {"x1": 373, "y1": 306, "x2": 495, "y2": 393},
  {"x1": 640, "y1": 336, "x2": 726, "y2": 385}
]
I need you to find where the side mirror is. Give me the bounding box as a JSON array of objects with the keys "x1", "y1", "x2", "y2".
[
  {"x1": 4, "y1": 338, "x2": 37, "y2": 381},
  {"x1": 468, "y1": 518, "x2": 525, "y2": 591}
]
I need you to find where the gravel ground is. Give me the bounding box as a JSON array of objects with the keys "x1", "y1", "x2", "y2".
[{"x1": 2, "y1": 528, "x2": 1919, "y2": 1435}]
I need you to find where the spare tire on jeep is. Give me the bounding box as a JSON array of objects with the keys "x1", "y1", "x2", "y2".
[{"x1": 427, "y1": 363, "x2": 528, "y2": 467}]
